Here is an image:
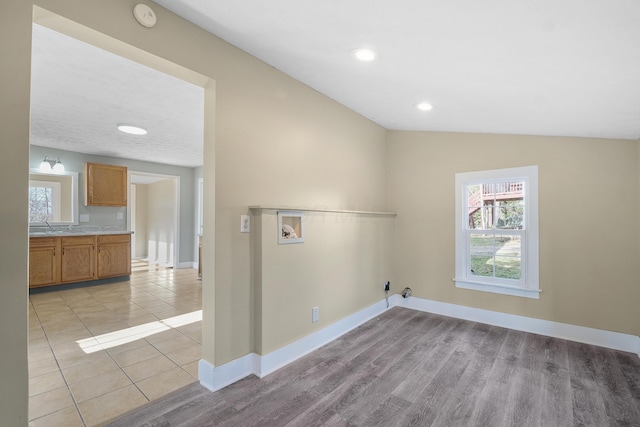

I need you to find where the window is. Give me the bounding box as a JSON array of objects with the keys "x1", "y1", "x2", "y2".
[
  {"x1": 454, "y1": 166, "x2": 539, "y2": 299},
  {"x1": 29, "y1": 180, "x2": 61, "y2": 223}
]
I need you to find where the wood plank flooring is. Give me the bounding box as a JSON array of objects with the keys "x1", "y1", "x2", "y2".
[{"x1": 107, "y1": 307, "x2": 640, "y2": 427}]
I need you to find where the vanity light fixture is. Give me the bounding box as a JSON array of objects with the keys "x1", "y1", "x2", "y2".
[
  {"x1": 351, "y1": 48, "x2": 378, "y2": 62},
  {"x1": 117, "y1": 124, "x2": 148, "y2": 135},
  {"x1": 40, "y1": 157, "x2": 65, "y2": 173},
  {"x1": 416, "y1": 102, "x2": 434, "y2": 111}
]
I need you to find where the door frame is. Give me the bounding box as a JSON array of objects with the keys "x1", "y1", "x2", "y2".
[{"x1": 127, "y1": 171, "x2": 181, "y2": 268}]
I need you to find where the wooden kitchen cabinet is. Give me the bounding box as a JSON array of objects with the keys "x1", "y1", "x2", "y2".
[
  {"x1": 60, "y1": 235, "x2": 96, "y2": 283},
  {"x1": 84, "y1": 162, "x2": 128, "y2": 206},
  {"x1": 97, "y1": 234, "x2": 131, "y2": 278},
  {"x1": 29, "y1": 233, "x2": 131, "y2": 288},
  {"x1": 29, "y1": 237, "x2": 60, "y2": 288}
]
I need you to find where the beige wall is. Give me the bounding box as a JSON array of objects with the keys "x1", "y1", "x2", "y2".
[
  {"x1": 0, "y1": 1, "x2": 31, "y2": 424},
  {"x1": 255, "y1": 210, "x2": 394, "y2": 354},
  {"x1": 3, "y1": 1, "x2": 638, "y2": 425},
  {"x1": 215, "y1": 82, "x2": 388, "y2": 363},
  {"x1": 1, "y1": 2, "x2": 387, "y2": 423},
  {"x1": 387, "y1": 131, "x2": 640, "y2": 335}
]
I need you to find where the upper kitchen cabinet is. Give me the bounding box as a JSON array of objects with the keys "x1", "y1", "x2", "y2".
[{"x1": 84, "y1": 162, "x2": 127, "y2": 206}]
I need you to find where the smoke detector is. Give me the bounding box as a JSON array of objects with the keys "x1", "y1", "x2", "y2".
[{"x1": 133, "y1": 4, "x2": 157, "y2": 28}]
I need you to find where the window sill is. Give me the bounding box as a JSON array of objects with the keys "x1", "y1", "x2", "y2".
[{"x1": 453, "y1": 278, "x2": 540, "y2": 299}]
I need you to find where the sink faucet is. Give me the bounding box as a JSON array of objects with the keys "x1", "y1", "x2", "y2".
[{"x1": 44, "y1": 221, "x2": 55, "y2": 232}]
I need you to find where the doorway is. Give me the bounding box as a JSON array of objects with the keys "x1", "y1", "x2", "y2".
[
  {"x1": 26, "y1": 9, "x2": 213, "y2": 425},
  {"x1": 129, "y1": 172, "x2": 180, "y2": 271}
]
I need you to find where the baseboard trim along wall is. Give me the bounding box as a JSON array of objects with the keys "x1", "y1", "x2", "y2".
[
  {"x1": 198, "y1": 294, "x2": 640, "y2": 392},
  {"x1": 397, "y1": 297, "x2": 640, "y2": 357},
  {"x1": 175, "y1": 261, "x2": 194, "y2": 269}
]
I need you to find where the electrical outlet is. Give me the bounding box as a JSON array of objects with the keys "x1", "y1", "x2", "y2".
[
  {"x1": 117, "y1": 212, "x2": 124, "y2": 220},
  {"x1": 312, "y1": 306, "x2": 319, "y2": 323},
  {"x1": 384, "y1": 281, "x2": 390, "y2": 291},
  {"x1": 240, "y1": 215, "x2": 250, "y2": 233}
]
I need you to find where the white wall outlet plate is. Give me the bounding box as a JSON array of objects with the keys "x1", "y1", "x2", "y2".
[
  {"x1": 240, "y1": 215, "x2": 250, "y2": 233},
  {"x1": 312, "y1": 306, "x2": 319, "y2": 323}
]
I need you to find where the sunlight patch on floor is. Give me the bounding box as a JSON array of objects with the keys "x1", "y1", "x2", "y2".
[{"x1": 77, "y1": 310, "x2": 203, "y2": 353}]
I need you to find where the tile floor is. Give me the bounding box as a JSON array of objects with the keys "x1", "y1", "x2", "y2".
[{"x1": 28, "y1": 265, "x2": 202, "y2": 426}]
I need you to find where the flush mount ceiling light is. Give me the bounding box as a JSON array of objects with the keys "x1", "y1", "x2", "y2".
[
  {"x1": 416, "y1": 102, "x2": 434, "y2": 112},
  {"x1": 117, "y1": 124, "x2": 148, "y2": 135},
  {"x1": 351, "y1": 48, "x2": 378, "y2": 62}
]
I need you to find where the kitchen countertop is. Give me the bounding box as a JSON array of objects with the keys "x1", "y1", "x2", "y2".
[{"x1": 29, "y1": 230, "x2": 134, "y2": 237}]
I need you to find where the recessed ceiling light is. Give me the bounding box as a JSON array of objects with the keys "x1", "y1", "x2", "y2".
[
  {"x1": 351, "y1": 48, "x2": 378, "y2": 62},
  {"x1": 117, "y1": 124, "x2": 148, "y2": 135},
  {"x1": 416, "y1": 102, "x2": 434, "y2": 111}
]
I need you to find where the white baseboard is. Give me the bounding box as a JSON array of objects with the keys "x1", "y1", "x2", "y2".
[
  {"x1": 258, "y1": 295, "x2": 401, "y2": 377},
  {"x1": 198, "y1": 354, "x2": 259, "y2": 392},
  {"x1": 198, "y1": 296, "x2": 398, "y2": 391},
  {"x1": 398, "y1": 296, "x2": 640, "y2": 356},
  {"x1": 199, "y1": 294, "x2": 640, "y2": 392},
  {"x1": 175, "y1": 261, "x2": 194, "y2": 269}
]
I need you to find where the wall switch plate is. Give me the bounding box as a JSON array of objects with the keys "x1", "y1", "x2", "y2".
[
  {"x1": 117, "y1": 212, "x2": 124, "y2": 220},
  {"x1": 240, "y1": 215, "x2": 250, "y2": 233},
  {"x1": 312, "y1": 306, "x2": 319, "y2": 323},
  {"x1": 79, "y1": 214, "x2": 90, "y2": 223}
]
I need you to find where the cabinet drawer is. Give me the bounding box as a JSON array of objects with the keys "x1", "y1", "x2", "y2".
[
  {"x1": 97, "y1": 234, "x2": 131, "y2": 244},
  {"x1": 61, "y1": 235, "x2": 96, "y2": 246},
  {"x1": 29, "y1": 237, "x2": 57, "y2": 248}
]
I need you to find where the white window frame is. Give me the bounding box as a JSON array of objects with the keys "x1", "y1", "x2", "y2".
[{"x1": 454, "y1": 165, "x2": 540, "y2": 299}]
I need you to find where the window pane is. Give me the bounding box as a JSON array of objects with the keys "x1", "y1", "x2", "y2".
[
  {"x1": 496, "y1": 202, "x2": 524, "y2": 229},
  {"x1": 495, "y1": 235, "x2": 521, "y2": 279},
  {"x1": 467, "y1": 184, "x2": 482, "y2": 209},
  {"x1": 470, "y1": 205, "x2": 494, "y2": 230},
  {"x1": 470, "y1": 233, "x2": 494, "y2": 277},
  {"x1": 29, "y1": 186, "x2": 53, "y2": 223}
]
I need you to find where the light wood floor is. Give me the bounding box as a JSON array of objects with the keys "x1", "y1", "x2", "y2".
[{"x1": 108, "y1": 307, "x2": 640, "y2": 426}]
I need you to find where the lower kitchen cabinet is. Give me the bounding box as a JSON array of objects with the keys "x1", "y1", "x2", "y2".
[
  {"x1": 29, "y1": 233, "x2": 131, "y2": 288},
  {"x1": 97, "y1": 234, "x2": 131, "y2": 278},
  {"x1": 29, "y1": 237, "x2": 59, "y2": 288},
  {"x1": 60, "y1": 236, "x2": 96, "y2": 283}
]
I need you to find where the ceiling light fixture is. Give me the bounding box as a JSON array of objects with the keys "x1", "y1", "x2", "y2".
[
  {"x1": 117, "y1": 124, "x2": 148, "y2": 135},
  {"x1": 40, "y1": 156, "x2": 65, "y2": 173},
  {"x1": 416, "y1": 102, "x2": 434, "y2": 112},
  {"x1": 351, "y1": 48, "x2": 378, "y2": 62}
]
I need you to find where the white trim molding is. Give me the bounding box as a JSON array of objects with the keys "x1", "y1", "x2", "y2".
[
  {"x1": 398, "y1": 296, "x2": 640, "y2": 356},
  {"x1": 198, "y1": 295, "x2": 401, "y2": 391},
  {"x1": 454, "y1": 165, "x2": 539, "y2": 299},
  {"x1": 174, "y1": 261, "x2": 195, "y2": 269},
  {"x1": 199, "y1": 294, "x2": 640, "y2": 392},
  {"x1": 258, "y1": 295, "x2": 402, "y2": 377},
  {"x1": 198, "y1": 354, "x2": 259, "y2": 392}
]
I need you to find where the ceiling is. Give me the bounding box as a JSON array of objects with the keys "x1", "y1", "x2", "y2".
[
  {"x1": 30, "y1": 24, "x2": 205, "y2": 168},
  {"x1": 31, "y1": 1, "x2": 640, "y2": 169}
]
